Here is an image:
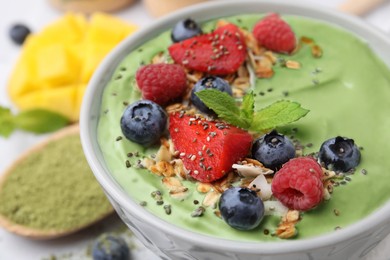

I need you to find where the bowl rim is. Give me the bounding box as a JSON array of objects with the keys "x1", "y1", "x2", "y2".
[{"x1": 81, "y1": 0, "x2": 390, "y2": 254}]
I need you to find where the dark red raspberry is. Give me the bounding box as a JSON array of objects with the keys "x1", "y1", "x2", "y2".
[
  {"x1": 136, "y1": 63, "x2": 187, "y2": 106},
  {"x1": 252, "y1": 13, "x2": 296, "y2": 54},
  {"x1": 271, "y1": 157, "x2": 324, "y2": 211}
]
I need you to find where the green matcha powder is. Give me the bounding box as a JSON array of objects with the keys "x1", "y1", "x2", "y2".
[{"x1": 0, "y1": 134, "x2": 112, "y2": 231}]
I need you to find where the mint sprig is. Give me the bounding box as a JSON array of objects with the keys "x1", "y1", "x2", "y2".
[
  {"x1": 195, "y1": 90, "x2": 250, "y2": 129},
  {"x1": 250, "y1": 100, "x2": 309, "y2": 132},
  {"x1": 0, "y1": 106, "x2": 69, "y2": 138},
  {"x1": 195, "y1": 90, "x2": 309, "y2": 132}
]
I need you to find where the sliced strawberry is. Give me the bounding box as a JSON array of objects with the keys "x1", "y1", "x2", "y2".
[
  {"x1": 168, "y1": 23, "x2": 247, "y2": 75},
  {"x1": 169, "y1": 113, "x2": 252, "y2": 182}
]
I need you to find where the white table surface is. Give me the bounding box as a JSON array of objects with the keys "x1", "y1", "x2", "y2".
[{"x1": 1, "y1": 0, "x2": 390, "y2": 259}]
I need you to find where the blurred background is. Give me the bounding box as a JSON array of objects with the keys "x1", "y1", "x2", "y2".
[{"x1": 0, "y1": 0, "x2": 389, "y2": 259}]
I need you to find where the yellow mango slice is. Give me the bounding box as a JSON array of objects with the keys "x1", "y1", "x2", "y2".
[
  {"x1": 14, "y1": 85, "x2": 78, "y2": 121},
  {"x1": 37, "y1": 13, "x2": 87, "y2": 44},
  {"x1": 8, "y1": 13, "x2": 137, "y2": 122},
  {"x1": 87, "y1": 13, "x2": 137, "y2": 45},
  {"x1": 81, "y1": 43, "x2": 115, "y2": 83},
  {"x1": 35, "y1": 43, "x2": 81, "y2": 86},
  {"x1": 81, "y1": 13, "x2": 137, "y2": 82}
]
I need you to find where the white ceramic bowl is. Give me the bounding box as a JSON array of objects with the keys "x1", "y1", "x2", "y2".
[{"x1": 80, "y1": 1, "x2": 390, "y2": 259}]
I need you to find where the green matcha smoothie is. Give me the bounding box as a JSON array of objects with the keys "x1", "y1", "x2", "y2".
[{"x1": 97, "y1": 15, "x2": 390, "y2": 242}]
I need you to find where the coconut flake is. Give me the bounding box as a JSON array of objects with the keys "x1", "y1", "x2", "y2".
[
  {"x1": 264, "y1": 201, "x2": 289, "y2": 216},
  {"x1": 156, "y1": 145, "x2": 172, "y2": 162},
  {"x1": 232, "y1": 164, "x2": 273, "y2": 178},
  {"x1": 248, "y1": 174, "x2": 272, "y2": 200}
]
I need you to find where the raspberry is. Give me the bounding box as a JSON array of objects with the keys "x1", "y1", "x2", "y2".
[
  {"x1": 271, "y1": 157, "x2": 324, "y2": 211},
  {"x1": 136, "y1": 63, "x2": 187, "y2": 106},
  {"x1": 252, "y1": 13, "x2": 296, "y2": 54}
]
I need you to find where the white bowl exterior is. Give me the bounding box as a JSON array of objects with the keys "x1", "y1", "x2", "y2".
[{"x1": 80, "y1": 1, "x2": 390, "y2": 259}]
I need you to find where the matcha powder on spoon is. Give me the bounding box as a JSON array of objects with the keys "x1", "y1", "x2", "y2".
[{"x1": 0, "y1": 134, "x2": 112, "y2": 231}]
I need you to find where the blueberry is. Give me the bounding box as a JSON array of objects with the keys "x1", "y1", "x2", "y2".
[
  {"x1": 219, "y1": 187, "x2": 264, "y2": 230},
  {"x1": 171, "y1": 18, "x2": 202, "y2": 42},
  {"x1": 251, "y1": 130, "x2": 296, "y2": 171},
  {"x1": 9, "y1": 24, "x2": 31, "y2": 45},
  {"x1": 190, "y1": 76, "x2": 233, "y2": 114},
  {"x1": 92, "y1": 234, "x2": 130, "y2": 260},
  {"x1": 120, "y1": 100, "x2": 167, "y2": 146},
  {"x1": 319, "y1": 136, "x2": 361, "y2": 172}
]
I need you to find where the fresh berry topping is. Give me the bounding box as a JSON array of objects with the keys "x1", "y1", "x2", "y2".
[
  {"x1": 219, "y1": 187, "x2": 264, "y2": 230},
  {"x1": 136, "y1": 63, "x2": 187, "y2": 106},
  {"x1": 169, "y1": 113, "x2": 252, "y2": 182},
  {"x1": 271, "y1": 157, "x2": 324, "y2": 211},
  {"x1": 92, "y1": 233, "x2": 130, "y2": 260},
  {"x1": 251, "y1": 130, "x2": 296, "y2": 171},
  {"x1": 190, "y1": 76, "x2": 233, "y2": 114},
  {"x1": 171, "y1": 18, "x2": 203, "y2": 42},
  {"x1": 9, "y1": 24, "x2": 31, "y2": 45},
  {"x1": 319, "y1": 136, "x2": 361, "y2": 172},
  {"x1": 252, "y1": 13, "x2": 296, "y2": 54},
  {"x1": 121, "y1": 100, "x2": 167, "y2": 146},
  {"x1": 168, "y1": 23, "x2": 247, "y2": 75}
]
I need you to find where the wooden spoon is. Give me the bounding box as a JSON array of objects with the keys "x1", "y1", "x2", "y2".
[
  {"x1": 339, "y1": 0, "x2": 389, "y2": 15},
  {"x1": 0, "y1": 124, "x2": 114, "y2": 240}
]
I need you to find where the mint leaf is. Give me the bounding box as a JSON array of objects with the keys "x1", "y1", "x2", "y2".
[
  {"x1": 250, "y1": 100, "x2": 309, "y2": 132},
  {"x1": 14, "y1": 109, "x2": 69, "y2": 134},
  {"x1": 0, "y1": 106, "x2": 16, "y2": 137},
  {"x1": 240, "y1": 91, "x2": 254, "y2": 124},
  {"x1": 195, "y1": 90, "x2": 309, "y2": 132},
  {"x1": 195, "y1": 89, "x2": 250, "y2": 128}
]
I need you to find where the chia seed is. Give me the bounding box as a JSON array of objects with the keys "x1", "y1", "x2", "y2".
[
  {"x1": 191, "y1": 206, "x2": 206, "y2": 217},
  {"x1": 125, "y1": 160, "x2": 131, "y2": 168},
  {"x1": 164, "y1": 205, "x2": 172, "y2": 215}
]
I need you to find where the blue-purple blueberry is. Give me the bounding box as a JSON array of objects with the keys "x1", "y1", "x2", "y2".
[
  {"x1": 251, "y1": 130, "x2": 296, "y2": 171},
  {"x1": 191, "y1": 76, "x2": 232, "y2": 114},
  {"x1": 171, "y1": 18, "x2": 202, "y2": 42},
  {"x1": 319, "y1": 136, "x2": 361, "y2": 172},
  {"x1": 120, "y1": 100, "x2": 167, "y2": 146},
  {"x1": 92, "y1": 234, "x2": 130, "y2": 260},
  {"x1": 9, "y1": 24, "x2": 31, "y2": 45},
  {"x1": 219, "y1": 187, "x2": 264, "y2": 231}
]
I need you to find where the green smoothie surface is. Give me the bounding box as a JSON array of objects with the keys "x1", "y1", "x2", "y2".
[{"x1": 97, "y1": 15, "x2": 390, "y2": 242}]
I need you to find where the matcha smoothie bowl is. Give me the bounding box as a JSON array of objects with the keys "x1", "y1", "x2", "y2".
[{"x1": 80, "y1": 1, "x2": 390, "y2": 259}]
